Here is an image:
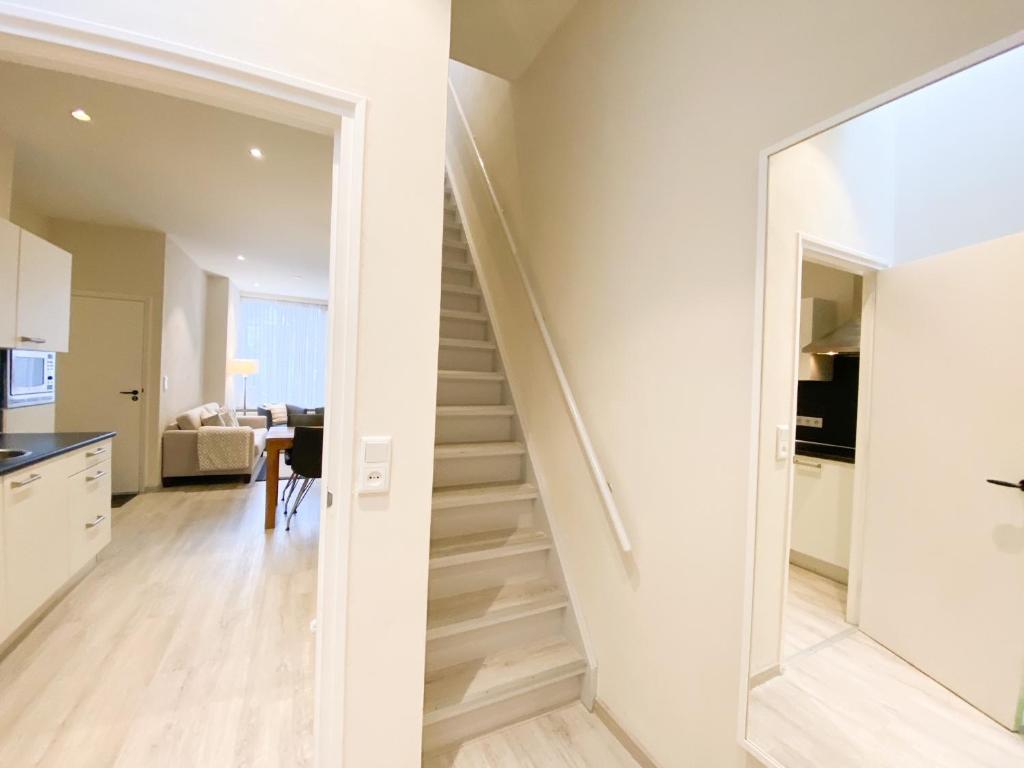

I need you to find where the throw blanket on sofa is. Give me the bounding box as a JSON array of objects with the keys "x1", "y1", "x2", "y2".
[{"x1": 197, "y1": 426, "x2": 252, "y2": 472}]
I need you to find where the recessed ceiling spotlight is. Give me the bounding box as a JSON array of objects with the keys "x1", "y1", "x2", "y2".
[
  {"x1": 249, "y1": 147, "x2": 264, "y2": 159},
  {"x1": 70, "y1": 108, "x2": 92, "y2": 122},
  {"x1": 236, "y1": 254, "x2": 246, "y2": 261}
]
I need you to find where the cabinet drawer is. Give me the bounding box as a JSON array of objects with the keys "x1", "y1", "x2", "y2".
[
  {"x1": 3, "y1": 462, "x2": 71, "y2": 633},
  {"x1": 60, "y1": 440, "x2": 113, "y2": 476},
  {"x1": 69, "y1": 460, "x2": 112, "y2": 570}
]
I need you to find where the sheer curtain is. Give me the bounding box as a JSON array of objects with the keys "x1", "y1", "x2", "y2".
[{"x1": 236, "y1": 296, "x2": 327, "y2": 408}]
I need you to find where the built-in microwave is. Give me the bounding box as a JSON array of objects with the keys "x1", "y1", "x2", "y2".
[{"x1": 2, "y1": 349, "x2": 57, "y2": 408}]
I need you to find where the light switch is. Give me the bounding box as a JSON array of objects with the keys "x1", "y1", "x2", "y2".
[
  {"x1": 358, "y1": 436, "x2": 392, "y2": 494},
  {"x1": 775, "y1": 425, "x2": 791, "y2": 461},
  {"x1": 363, "y1": 438, "x2": 391, "y2": 464}
]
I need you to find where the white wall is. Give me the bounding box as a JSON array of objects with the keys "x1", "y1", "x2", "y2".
[
  {"x1": 160, "y1": 238, "x2": 207, "y2": 426},
  {"x1": 202, "y1": 274, "x2": 239, "y2": 407},
  {"x1": 450, "y1": 2, "x2": 1024, "y2": 765},
  {"x1": 7, "y1": 2, "x2": 453, "y2": 765},
  {"x1": 0, "y1": 129, "x2": 13, "y2": 218},
  {"x1": 448, "y1": 61, "x2": 526, "y2": 250},
  {"x1": 893, "y1": 44, "x2": 1024, "y2": 262},
  {"x1": 47, "y1": 218, "x2": 167, "y2": 488}
]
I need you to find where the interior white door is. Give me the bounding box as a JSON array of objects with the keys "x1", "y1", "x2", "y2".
[
  {"x1": 859, "y1": 232, "x2": 1024, "y2": 731},
  {"x1": 56, "y1": 295, "x2": 145, "y2": 495}
]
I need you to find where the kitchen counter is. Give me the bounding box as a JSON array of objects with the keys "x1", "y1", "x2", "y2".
[
  {"x1": 795, "y1": 440, "x2": 855, "y2": 464},
  {"x1": 0, "y1": 432, "x2": 116, "y2": 476}
]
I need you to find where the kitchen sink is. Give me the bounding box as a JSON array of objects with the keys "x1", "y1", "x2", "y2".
[{"x1": 0, "y1": 448, "x2": 31, "y2": 461}]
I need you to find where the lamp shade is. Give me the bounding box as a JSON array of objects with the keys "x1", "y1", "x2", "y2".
[{"x1": 227, "y1": 358, "x2": 260, "y2": 376}]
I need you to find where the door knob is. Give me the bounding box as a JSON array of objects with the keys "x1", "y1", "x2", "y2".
[
  {"x1": 119, "y1": 389, "x2": 140, "y2": 401},
  {"x1": 986, "y1": 478, "x2": 1024, "y2": 492}
]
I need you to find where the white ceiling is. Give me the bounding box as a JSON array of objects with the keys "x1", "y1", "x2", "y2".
[
  {"x1": 0, "y1": 60, "x2": 333, "y2": 300},
  {"x1": 450, "y1": 0, "x2": 578, "y2": 80}
]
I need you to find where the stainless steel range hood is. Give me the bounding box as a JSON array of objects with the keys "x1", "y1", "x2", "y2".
[{"x1": 802, "y1": 319, "x2": 861, "y2": 355}]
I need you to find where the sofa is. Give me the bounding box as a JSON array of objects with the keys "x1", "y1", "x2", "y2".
[
  {"x1": 162, "y1": 402, "x2": 267, "y2": 485},
  {"x1": 256, "y1": 403, "x2": 325, "y2": 429}
]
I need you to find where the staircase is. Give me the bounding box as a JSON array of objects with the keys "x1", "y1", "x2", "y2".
[{"x1": 421, "y1": 178, "x2": 589, "y2": 754}]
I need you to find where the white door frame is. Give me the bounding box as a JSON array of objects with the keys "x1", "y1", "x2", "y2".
[
  {"x1": 782, "y1": 235, "x2": 886, "y2": 646},
  {"x1": 0, "y1": 7, "x2": 365, "y2": 766},
  {"x1": 737, "y1": 30, "x2": 1024, "y2": 768},
  {"x1": 68, "y1": 290, "x2": 152, "y2": 494}
]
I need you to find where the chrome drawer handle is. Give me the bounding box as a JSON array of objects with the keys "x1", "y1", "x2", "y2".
[
  {"x1": 86, "y1": 470, "x2": 107, "y2": 481},
  {"x1": 86, "y1": 447, "x2": 108, "y2": 457},
  {"x1": 793, "y1": 458, "x2": 822, "y2": 469},
  {"x1": 11, "y1": 473, "x2": 42, "y2": 488},
  {"x1": 19, "y1": 336, "x2": 46, "y2": 344},
  {"x1": 85, "y1": 514, "x2": 107, "y2": 529}
]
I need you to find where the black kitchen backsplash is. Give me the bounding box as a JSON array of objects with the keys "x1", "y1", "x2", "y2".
[{"x1": 796, "y1": 355, "x2": 859, "y2": 449}]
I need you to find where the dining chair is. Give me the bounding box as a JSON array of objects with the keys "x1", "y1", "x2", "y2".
[{"x1": 284, "y1": 426, "x2": 323, "y2": 531}]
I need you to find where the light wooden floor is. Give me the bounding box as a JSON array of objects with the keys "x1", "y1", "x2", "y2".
[
  {"x1": 750, "y1": 566, "x2": 1024, "y2": 767},
  {"x1": 0, "y1": 479, "x2": 319, "y2": 767},
  {"x1": 423, "y1": 703, "x2": 640, "y2": 768},
  {"x1": 784, "y1": 564, "x2": 852, "y2": 659}
]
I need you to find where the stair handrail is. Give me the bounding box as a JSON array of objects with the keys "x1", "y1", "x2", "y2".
[{"x1": 447, "y1": 79, "x2": 633, "y2": 554}]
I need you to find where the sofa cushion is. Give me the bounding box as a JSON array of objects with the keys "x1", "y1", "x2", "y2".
[
  {"x1": 201, "y1": 411, "x2": 225, "y2": 427},
  {"x1": 220, "y1": 407, "x2": 239, "y2": 428},
  {"x1": 177, "y1": 405, "x2": 210, "y2": 431}
]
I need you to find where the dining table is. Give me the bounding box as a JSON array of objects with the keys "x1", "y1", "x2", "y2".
[{"x1": 263, "y1": 425, "x2": 294, "y2": 528}]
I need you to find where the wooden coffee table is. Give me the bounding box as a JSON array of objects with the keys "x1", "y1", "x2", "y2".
[{"x1": 263, "y1": 425, "x2": 294, "y2": 528}]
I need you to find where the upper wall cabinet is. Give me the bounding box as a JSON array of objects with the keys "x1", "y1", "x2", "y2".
[
  {"x1": 2, "y1": 224, "x2": 72, "y2": 353},
  {"x1": 0, "y1": 219, "x2": 18, "y2": 349}
]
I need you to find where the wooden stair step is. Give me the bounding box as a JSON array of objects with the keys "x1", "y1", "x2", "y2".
[
  {"x1": 437, "y1": 369, "x2": 504, "y2": 382},
  {"x1": 434, "y1": 442, "x2": 525, "y2": 460},
  {"x1": 431, "y1": 482, "x2": 538, "y2": 510},
  {"x1": 441, "y1": 283, "x2": 481, "y2": 296},
  {"x1": 443, "y1": 238, "x2": 468, "y2": 250},
  {"x1": 438, "y1": 337, "x2": 495, "y2": 351},
  {"x1": 429, "y1": 529, "x2": 550, "y2": 569},
  {"x1": 436, "y1": 405, "x2": 515, "y2": 418},
  {"x1": 426, "y1": 581, "x2": 568, "y2": 641},
  {"x1": 441, "y1": 308, "x2": 488, "y2": 323},
  {"x1": 422, "y1": 637, "x2": 586, "y2": 726},
  {"x1": 442, "y1": 261, "x2": 475, "y2": 273}
]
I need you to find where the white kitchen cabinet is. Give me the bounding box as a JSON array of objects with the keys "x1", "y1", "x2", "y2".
[
  {"x1": 16, "y1": 228, "x2": 72, "y2": 353},
  {"x1": 2, "y1": 457, "x2": 73, "y2": 635},
  {"x1": 0, "y1": 218, "x2": 18, "y2": 348},
  {"x1": 69, "y1": 460, "x2": 112, "y2": 570},
  {"x1": 791, "y1": 456, "x2": 854, "y2": 577},
  {"x1": 0, "y1": 440, "x2": 112, "y2": 648}
]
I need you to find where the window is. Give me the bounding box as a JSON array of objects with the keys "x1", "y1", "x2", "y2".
[{"x1": 236, "y1": 295, "x2": 327, "y2": 408}]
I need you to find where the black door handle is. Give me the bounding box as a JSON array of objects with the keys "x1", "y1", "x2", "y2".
[
  {"x1": 119, "y1": 389, "x2": 140, "y2": 401},
  {"x1": 986, "y1": 478, "x2": 1024, "y2": 491}
]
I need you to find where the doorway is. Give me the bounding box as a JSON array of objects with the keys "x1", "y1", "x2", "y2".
[
  {"x1": 742, "y1": 37, "x2": 1024, "y2": 768},
  {"x1": 0, "y1": 16, "x2": 366, "y2": 767},
  {"x1": 780, "y1": 242, "x2": 877, "y2": 663},
  {"x1": 57, "y1": 293, "x2": 147, "y2": 495}
]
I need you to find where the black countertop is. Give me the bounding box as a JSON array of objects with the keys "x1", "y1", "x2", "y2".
[
  {"x1": 795, "y1": 440, "x2": 855, "y2": 464},
  {"x1": 0, "y1": 432, "x2": 116, "y2": 476}
]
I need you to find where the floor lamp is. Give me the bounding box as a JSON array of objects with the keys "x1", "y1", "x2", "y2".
[{"x1": 228, "y1": 358, "x2": 260, "y2": 413}]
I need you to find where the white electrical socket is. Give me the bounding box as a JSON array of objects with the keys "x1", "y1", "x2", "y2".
[{"x1": 358, "y1": 436, "x2": 392, "y2": 494}]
